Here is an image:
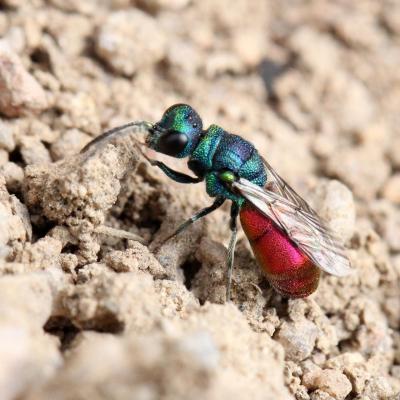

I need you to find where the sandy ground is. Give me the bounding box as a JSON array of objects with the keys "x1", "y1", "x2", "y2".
[{"x1": 0, "y1": 1, "x2": 399, "y2": 399}]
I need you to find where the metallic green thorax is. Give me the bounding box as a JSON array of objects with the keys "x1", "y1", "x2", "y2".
[{"x1": 188, "y1": 125, "x2": 267, "y2": 204}]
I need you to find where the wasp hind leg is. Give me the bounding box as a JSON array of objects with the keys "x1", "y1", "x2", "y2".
[
  {"x1": 161, "y1": 197, "x2": 225, "y2": 245},
  {"x1": 226, "y1": 202, "x2": 240, "y2": 302}
]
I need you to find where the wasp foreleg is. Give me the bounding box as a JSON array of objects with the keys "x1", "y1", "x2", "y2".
[{"x1": 148, "y1": 159, "x2": 203, "y2": 184}]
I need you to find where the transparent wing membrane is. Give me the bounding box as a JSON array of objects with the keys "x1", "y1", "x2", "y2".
[{"x1": 233, "y1": 161, "x2": 352, "y2": 277}]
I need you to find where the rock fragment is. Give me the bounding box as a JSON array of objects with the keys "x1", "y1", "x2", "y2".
[
  {"x1": 328, "y1": 72, "x2": 376, "y2": 134},
  {"x1": 0, "y1": 176, "x2": 31, "y2": 258},
  {"x1": 0, "y1": 269, "x2": 66, "y2": 400},
  {"x1": 25, "y1": 329, "x2": 218, "y2": 400},
  {"x1": 275, "y1": 319, "x2": 319, "y2": 361},
  {"x1": 382, "y1": 174, "x2": 400, "y2": 205},
  {"x1": 19, "y1": 136, "x2": 52, "y2": 165},
  {"x1": 388, "y1": 136, "x2": 400, "y2": 168},
  {"x1": 55, "y1": 92, "x2": 100, "y2": 135},
  {"x1": 0, "y1": 2, "x2": 399, "y2": 400},
  {"x1": 0, "y1": 120, "x2": 15, "y2": 152},
  {"x1": 24, "y1": 140, "x2": 140, "y2": 261},
  {"x1": 362, "y1": 376, "x2": 397, "y2": 399},
  {"x1": 289, "y1": 27, "x2": 339, "y2": 77},
  {"x1": 50, "y1": 129, "x2": 92, "y2": 160},
  {"x1": 310, "y1": 180, "x2": 355, "y2": 243},
  {"x1": 0, "y1": 41, "x2": 48, "y2": 117},
  {"x1": 303, "y1": 369, "x2": 352, "y2": 400},
  {"x1": 95, "y1": 10, "x2": 166, "y2": 76},
  {"x1": 382, "y1": 4, "x2": 400, "y2": 35},
  {"x1": 61, "y1": 271, "x2": 160, "y2": 332},
  {"x1": 0, "y1": 149, "x2": 8, "y2": 165},
  {"x1": 325, "y1": 145, "x2": 390, "y2": 201},
  {"x1": 0, "y1": 161, "x2": 24, "y2": 192},
  {"x1": 331, "y1": 12, "x2": 384, "y2": 49},
  {"x1": 105, "y1": 243, "x2": 166, "y2": 278},
  {"x1": 137, "y1": 0, "x2": 190, "y2": 11},
  {"x1": 370, "y1": 200, "x2": 400, "y2": 252},
  {"x1": 48, "y1": 0, "x2": 97, "y2": 15},
  {"x1": 24, "y1": 301, "x2": 290, "y2": 400}
]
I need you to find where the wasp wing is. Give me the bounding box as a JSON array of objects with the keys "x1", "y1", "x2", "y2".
[
  {"x1": 233, "y1": 168, "x2": 352, "y2": 277},
  {"x1": 261, "y1": 157, "x2": 317, "y2": 215}
]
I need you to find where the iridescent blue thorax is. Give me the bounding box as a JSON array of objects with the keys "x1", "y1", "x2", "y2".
[{"x1": 188, "y1": 125, "x2": 267, "y2": 203}]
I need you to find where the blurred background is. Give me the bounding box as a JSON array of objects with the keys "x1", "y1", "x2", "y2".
[{"x1": 0, "y1": 1, "x2": 399, "y2": 399}]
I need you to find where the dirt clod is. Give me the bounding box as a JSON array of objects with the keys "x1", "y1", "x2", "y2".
[
  {"x1": 0, "y1": 41, "x2": 48, "y2": 117},
  {"x1": 0, "y1": 1, "x2": 399, "y2": 400}
]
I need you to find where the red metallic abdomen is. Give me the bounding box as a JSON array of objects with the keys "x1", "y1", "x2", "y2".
[{"x1": 240, "y1": 202, "x2": 320, "y2": 298}]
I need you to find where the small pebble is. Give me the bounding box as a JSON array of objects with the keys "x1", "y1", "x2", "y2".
[
  {"x1": 50, "y1": 129, "x2": 91, "y2": 160},
  {"x1": 382, "y1": 4, "x2": 400, "y2": 35},
  {"x1": 276, "y1": 319, "x2": 318, "y2": 361},
  {"x1": 20, "y1": 137, "x2": 51, "y2": 165},
  {"x1": 332, "y1": 12, "x2": 383, "y2": 49},
  {"x1": 0, "y1": 149, "x2": 8, "y2": 166},
  {"x1": 48, "y1": 0, "x2": 97, "y2": 14},
  {"x1": 0, "y1": 0, "x2": 24, "y2": 7},
  {"x1": 388, "y1": 136, "x2": 400, "y2": 168},
  {"x1": 56, "y1": 92, "x2": 100, "y2": 135},
  {"x1": 0, "y1": 162, "x2": 24, "y2": 192},
  {"x1": 289, "y1": 27, "x2": 339, "y2": 77},
  {"x1": 325, "y1": 145, "x2": 390, "y2": 201},
  {"x1": 0, "y1": 41, "x2": 48, "y2": 117},
  {"x1": 303, "y1": 369, "x2": 352, "y2": 400},
  {"x1": 310, "y1": 180, "x2": 355, "y2": 243},
  {"x1": 95, "y1": 10, "x2": 166, "y2": 76},
  {"x1": 330, "y1": 73, "x2": 376, "y2": 134},
  {"x1": 0, "y1": 121, "x2": 15, "y2": 152},
  {"x1": 382, "y1": 174, "x2": 400, "y2": 205},
  {"x1": 137, "y1": 0, "x2": 190, "y2": 10},
  {"x1": 232, "y1": 28, "x2": 266, "y2": 67}
]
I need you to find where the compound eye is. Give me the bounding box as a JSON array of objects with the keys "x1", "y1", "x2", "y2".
[{"x1": 158, "y1": 131, "x2": 188, "y2": 156}]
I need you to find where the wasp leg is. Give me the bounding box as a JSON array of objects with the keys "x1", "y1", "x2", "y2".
[
  {"x1": 147, "y1": 158, "x2": 203, "y2": 184},
  {"x1": 226, "y1": 203, "x2": 240, "y2": 302},
  {"x1": 161, "y1": 197, "x2": 225, "y2": 244}
]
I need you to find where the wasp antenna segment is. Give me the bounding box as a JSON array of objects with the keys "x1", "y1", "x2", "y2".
[{"x1": 80, "y1": 120, "x2": 153, "y2": 155}]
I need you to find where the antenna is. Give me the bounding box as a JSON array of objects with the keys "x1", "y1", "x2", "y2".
[{"x1": 80, "y1": 121, "x2": 153, "y2": 155}]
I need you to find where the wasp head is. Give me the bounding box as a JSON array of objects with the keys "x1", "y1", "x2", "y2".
[{"x1": 146, "y1": 104, "x2": 203, "y2": 158}]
